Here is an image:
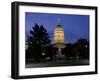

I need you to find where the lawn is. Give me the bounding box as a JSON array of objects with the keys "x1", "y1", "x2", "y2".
[{"x1": 25, "y1": 59, "x2": 89, "y2": 68}]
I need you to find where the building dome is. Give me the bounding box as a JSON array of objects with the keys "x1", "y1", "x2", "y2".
[{"x1": 54, "y1": 24, "x2": 64, "y2": 43}]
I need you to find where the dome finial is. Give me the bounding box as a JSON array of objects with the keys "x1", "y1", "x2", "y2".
[
  {"x1": 57, "y1": 19, "x2": 61, "y2": 25},
  {"x1": 56, "y1": 19, "x2": 62, "y2": 27},
  {"x1": 58, "y1": 19, "x2": 60, "y2": 22}
]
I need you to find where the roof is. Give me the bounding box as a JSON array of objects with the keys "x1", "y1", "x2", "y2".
[{"x1": 55, "y1": 24, "x2": 64, "y2": 31}]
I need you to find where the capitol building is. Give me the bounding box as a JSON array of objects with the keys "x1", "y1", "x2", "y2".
[{"x1": 53, "y1": 20, "x2": 66, "y2": 59}]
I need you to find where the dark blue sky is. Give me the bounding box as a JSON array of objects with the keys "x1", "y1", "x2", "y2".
[{"x1": 25, "y1": 12, "x2": 89, "y2": 43}]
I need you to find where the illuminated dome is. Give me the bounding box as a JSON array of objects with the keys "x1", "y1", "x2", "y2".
[
  {"x1": 54, "y1": 24, "x2": 64, "y2": 43},
  {"x1": 53, "y1": 20, "x2": 66, "y2": 59}
]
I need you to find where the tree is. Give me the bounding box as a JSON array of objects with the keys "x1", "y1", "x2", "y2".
[
  {"x1": 44, "y1": 45, "x2": 57, "y2": 60},
  {"x1": 62, "y1": 44, "x2": 74, "y2": 59},
  {"x1": 62, "y1": 39, "x2": 89, "y2": 59},
  {"x1": 75, "y1": 39, "x2": 89, "y2": 59},
  {"x1": 26, "y1": 23, "x2": 51, "y2": 61}
]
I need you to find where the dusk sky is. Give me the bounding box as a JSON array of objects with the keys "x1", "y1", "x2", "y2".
[{"x1": 25, "y1": 12, "x2": 89, "y2": 44}]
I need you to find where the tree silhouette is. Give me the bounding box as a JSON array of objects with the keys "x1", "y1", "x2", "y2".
[
  {"x1": 75, "y1": 39, "x2": 89, "y2": 59},
  {"x1": 62, "y1": 44, "x2": 74, "y2": 59},
  {"x1": 26, "y1": 23, "x2": 51, "y2": 61},
  {"x1": 62, "y1": 39, "x2": 89, "y2": 59},
  {"x1": 44, "y1": 45, "x2": 57, "y2": 60}
]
